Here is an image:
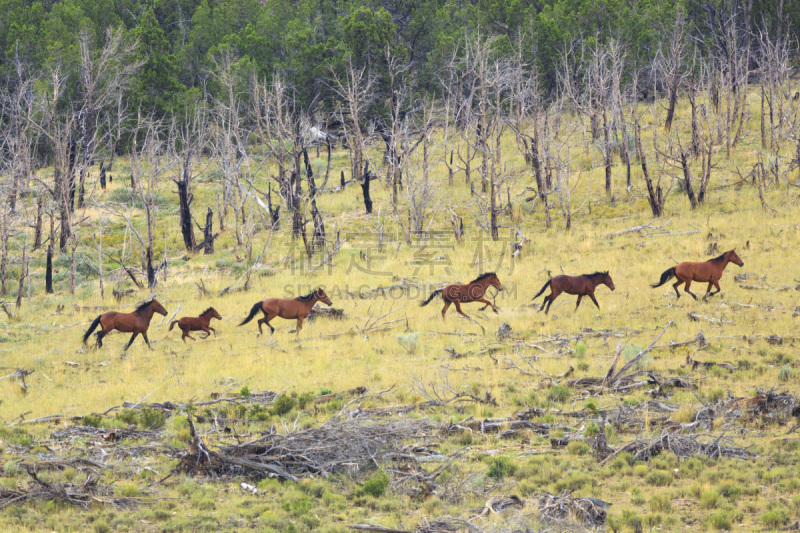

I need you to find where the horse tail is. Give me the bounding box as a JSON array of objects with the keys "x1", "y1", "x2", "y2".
[
  {"x1": 82, "y1": 315, "x2": 102, "y2": 344},
  {"x1": 531, "y1": 279, "x2": 551, "y2": 301},
  {"x1": 420, "y1": 289, "x2": 443, "y2": 307},
  {"x1": 169, "y1": 320, "x2": 178, "y2": 331},
  {"x1": 651, "y1": 267, "x2": 677, "y2": 288},
  {"x1": 239, "y1": 302, "x2": 263, "y2": 326}
]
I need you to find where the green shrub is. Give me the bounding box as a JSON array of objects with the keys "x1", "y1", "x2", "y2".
[
  {"x1": 762, "y1": 510, "x2": 789, "y2": 527},
  {"x1": 700, "y1": 489, "x2": 720, "y2": 509},
  {"x1": 116, "y1": 409, "x2": 139, "y2": 425},
  {"x1": 704, "y1": 510, "x2": 732, "y2": 530},
  {"x1": 138, "y1": 408, "x2": 167, "y2": 430},
  {"x1": 240, "y1": 386, "x2": 251, "y2": 399},
  {"x1": 81, "y1": 414, "x2": 103, "y2": 428},
  {"x1": 358, "y1": 471, "x2": 389, "y2": 498},
  {"x1": 645, "y1": 471, "x2": 673, "y2": 486},
  {"x1": 567, "y1": 441, "x2": 591, "y2": 455},
  {"x1": 574, "y1": 341, "x2": 588, "y2": 357},
  {"x1": 297, "y1": 392, "x2": 315, "y2": 409},
  {"x1": 650, "y1": 494, "x2": 672, "y2": 512},
  {"x1": 271, "y1": 395, "x2": 296, "y2": 416},
  {"x1": 779, "y1": 365, "x2": 795, "y2": 383},
  {"x1": 396, "y1": 332, "x2": 419, "y2": 353},
  {"x1": 546, "y1": 385, "x2": 571, "y2": 404},
  {"x1": 487, "y1": 457, "x2": 517, "y2": 480}
]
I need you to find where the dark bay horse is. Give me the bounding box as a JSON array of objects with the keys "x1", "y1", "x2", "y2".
[
  {"x1": 169, "y1": 307, "x2": 222, "y2": 342},
  {"x1": 651, "y1": 249, "x2": 743, "y2": 300},
  {"x1": 83, "y1": 299, "x2": 168, "y2": 350},
  {"x1": 420, "y1": 272, "x2": 503, "y2": 319},
  {"x1": 239, "y1": 288, "x2": 333, "y2": 335},
  {"x1": 532, "y1": 272, "x2": 615, "y2": 314}
]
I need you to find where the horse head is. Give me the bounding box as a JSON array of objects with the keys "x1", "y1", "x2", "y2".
[
  {"x1": 488, "y1": 274, "x2": 503, "y2": 291},
  {"x1": 315, "y1": 288, "x2": 333, "y2": 306},
  {"x1": 205, "y1": 307, "x2": 223, "y2": 320},
  {"x1": 151, "y1": 299, "x2": 168, "y2": 316},
  {"x1": 728, "y1": 249, "x2": 744, "y2": 267},
  {"x1": 602, "y1": 271, "x2": 616, "y2": 291}
]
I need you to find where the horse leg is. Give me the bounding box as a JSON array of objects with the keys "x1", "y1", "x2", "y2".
[
  {"x1": 142, "y1": 332, "x2": 152, "y2": 349},
  {"x1": 185, "y1": 332, "x2": 196, "y2": 341},
  {"x1": 441, "y1": 301, "x2": 451, "y2": 320},
  {"x1": 703, "y1": 281, "x2": 714, "y2": 300},
  {"x1": 589, "y1": 293, "x2": 601, "y2": 309},
  {"x1": 181, "y1": 330, "x2": 188, "y2": 343},
  {"x1": 95, "y1": 329, "x2": 107, "y2": 348},
  {"x1": 683, "y1": 280, "x2": 698, "y2": 300},
  {"x1": 710, "y1": 281, "x2": 722, "y2": 296},
  {"x1": 205, "y1": 327, "x2": 215, "y2": 338},
  {"x1": 544, "y1": 292, "x2": 559, "y2": 314},
  {"x1": 453, "y1": 301, "x2": 468, "y2": 318},
  {"x1": 478, "y1": 298, "x2": 499, "y2": 313},
  {"x1": 672, "y1": 280, "x2": 683, "y2": 299},
  {"x1": 124, "y1": 332, "x2": 139, "y2": 351},
  {"x1": 575, "y1": 295, "x2": 583, "y2": 311},
  {"x1": 295, "y1": 316, "x2": 305, "y2": 333}
]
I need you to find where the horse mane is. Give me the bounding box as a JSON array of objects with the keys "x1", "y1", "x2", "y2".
[
  {"x1": 201, "y1": 307, "x2": 215, "y2": 316},
  {"x1": 709, "y1": 252, "x2": 729, "y2": 262},
  {"x1": 297, "y1": 291, "x2": 317, "y2": 301},
  {"x1": 470, "y1": 272, "x2": 496, "y2": 283},
  {"x1": 585, "y1": 271, "x2": 608, "y2": 278},
  {"x1": 134, "y1": 300, "x2": 154, "y2": 312}
]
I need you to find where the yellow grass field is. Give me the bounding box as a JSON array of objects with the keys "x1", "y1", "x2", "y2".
[{"x1": 1, "y1": 92, "x2": 800, "y2": 532}]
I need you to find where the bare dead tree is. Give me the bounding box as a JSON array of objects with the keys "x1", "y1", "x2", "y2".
[
  {"x1": 509, "y1": 38, "x2": 552, "y2": 228},
  {"x1": 75, "y1": 27, "x2": 141, "y2": 208},
  {"x1": 659, "y1": 9, "x2": 689, "y2": 132},
  {"x1": 331, "y1": 59, "x2": 374, "y2": 214}
]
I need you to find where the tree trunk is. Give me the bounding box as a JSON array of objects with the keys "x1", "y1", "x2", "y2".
[
  {"x1": 360, "y1": 160, "x2": 373, "y2": 214},
  {"x1": 635, "y1": 121, "x2": 662, "y2": 216},
  {"x1": 304, "y1": 149, "x2": 325, "y2": 249},
  {"x1": 146, "y1": 246, "x2": 156, "y2": 288},
  {"x1": 15, "y1": 244, "x2": 27, "y2": 308},
  {"x1": 99, "y1": 161, "x2": 106, "y2": 189},
  {"x1": 680, "y1": 151, "x2": 698, "y2": 209},
  {"x1": 0, "y1": 221, "x2": 7, "y2": 296},
  {"x1": 69, "y1": 237, "x2": 77, "y2": 295},
  {"x1": 33, "y1": 194, "x2": 43, "y2": 250},
  {"x1": 203, "y1": 207, "x2": 214, "y2": 254},
  {"x1": 603, "y1": 109, "x2": 612, "y2": 194},
  {"x1": 175, "y1": 155, "x2": 196, "y2": 252},
  {"x1": 46, "y1": 245, "x2": 54, "y2": 294}
]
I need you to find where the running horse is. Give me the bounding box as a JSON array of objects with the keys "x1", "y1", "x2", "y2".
[
  {"x1": 532, "y1": 272, "x2": 615, "y2": 314},
  {"x1": 420, "y1": 272, "x2": 503, "y2": 319},
  {"x1": 82, "y1": 299, "x2": 168, "y2": 350},
  {"x1": 239, "y1": 288, "x2": 333, "y2": 335},
  {"x1": 651, "y1": 249, "x2": 744, "y2": 300},
  {"x1": 169, "y1": 307, "x2": 222, "y2": 342}
]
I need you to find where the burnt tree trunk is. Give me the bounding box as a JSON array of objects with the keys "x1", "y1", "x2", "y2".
[
  {"x1": 303, "y1": 149, "x2": 325, "y2": 249},
  {"x1": 603, "y1": 108, "x2": 612, "y2": 194},
  {"x1": 360, "y1": 160, "x2": 373, "y2": 214},
  {"x1": 203, "y1": 207, "x2": 214, "y2": 254},
  {"x1": 33, "y1": 194, "x2": 43, "y2": 250},
  {"x1": 680, "y1": 151, "x2": 698, "y2": 209},
  {"x1": 634, "y1": 121, "x2": 663, "y2": 216},
  {"x1": 340, "y1": 170, "x2": 345, "y2": 189},
  {"x1": 266, "y1": 184, "x2": 280, "y2": 229},
  {"x1": 15, "y1": 244, "x2": 27, "y2": 308},
  {"x1": 174, "y1": 154, "x2": 196, "y2": 252},
  {"x1": 45, "y1": 246, "x2": 54, "y2": 294},
  {"x1": 146, "y1": 246, "x2": 156, "y2": 288},
  {"x1": 99, "y1": 161, "x2": 106, "y2": 189}
]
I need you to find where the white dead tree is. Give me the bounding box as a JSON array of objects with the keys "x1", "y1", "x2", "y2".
[
  {"x1": 331, "y1": 58, "x2": 375, "y2": 214},
  {"x1": 75, "y1": 27, "x2": 141, "y2": 208}
]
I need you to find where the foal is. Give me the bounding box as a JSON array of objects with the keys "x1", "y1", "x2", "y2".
[
  {"x1": 532, "y1": 272, "x2": 615, "y2": 314},
  {"x1": 420, "y1": 272, "x2": 503, "y2": 319},
  {"x1": 169, "y1": 307, "x2": 222, "y2": 342}
]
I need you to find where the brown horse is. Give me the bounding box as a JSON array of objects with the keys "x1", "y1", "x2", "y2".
[
  {"x1": 532, "y1": 272, "x2": 615, "y2": 314},
  {"x1": 420, "y1": 272, "x2": 503, "y2": 319},
  {"x1": 169, "y1": 307, "x2": 222, "y2": 342},
  {"x1": 239, "y1": 288, "x2": 333, "y2": 335},
  {"x1": 82, "y1": 299, "x2": 168, "y2": 350},
  {"x1": 651, "y1": 249, "x2": 744, "y2": 300}
]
